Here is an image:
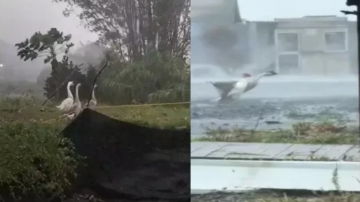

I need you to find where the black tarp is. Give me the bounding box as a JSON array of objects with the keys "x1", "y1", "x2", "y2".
[{"x1": 61, "y1": 108, "x2": 190, "y2": 202}]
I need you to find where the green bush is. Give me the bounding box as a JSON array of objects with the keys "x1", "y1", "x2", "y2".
[
  {"x1": 98, "y1": 51, "x2": 190, "y2": 105},
  {"x1": 0, "y1": 122, "x2": 79, "y2": 201}
]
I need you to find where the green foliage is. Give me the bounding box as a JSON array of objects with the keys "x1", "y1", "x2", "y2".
[
  {"x1": 0, "y1": 94, "x2": 39, "y2": 113},
  {"x1": 15, "y1": 28, "x2": 74, "y2": 63},
  {"x1": 8, "y1": 2, "x2": 190, "y2": 200},
  {"x1": 0, "y1": 122, "x2": 79, "y2": 201},
  {"x1": 0, "y1": 95, "x2": 188, "y2": 200},
  {"x1": 15, "y1": 4, "x2": 190, "y2": 104},
  {"x1": 98, "y1": 51, "x2": 190, "y2": 104},
  {"x1": 14, "y1": 28, "x2": 82, "y2": 101}
]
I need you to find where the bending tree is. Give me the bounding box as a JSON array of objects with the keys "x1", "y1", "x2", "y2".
[
  {"x1": 50, "y1": 0, "x2": 190, "y2": 104},
  {"x1": 15, "y1": 28, "x2": 73, "y2": 64},
  {"x1": 53, "y1": 0, "x2": 190, "y2": 61},
  {"x1": 15, "y1": 28, "x2": 83, "y2": 100}
]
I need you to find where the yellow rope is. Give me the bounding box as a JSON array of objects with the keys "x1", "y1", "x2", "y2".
[{"x1": 95, "y1": 101, "x2": 190, "y2": 109}]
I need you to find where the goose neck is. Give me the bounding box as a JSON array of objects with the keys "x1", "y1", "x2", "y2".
[
  {"x1": 75, "y1": 85, "x2": 80, "y2": 102},
  {"x1": 67, "y1": 83, "x2": 74, "y2": 99}
]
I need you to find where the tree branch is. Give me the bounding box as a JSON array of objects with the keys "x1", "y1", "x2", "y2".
[{"x1": 341, "y1": 10, "x2": 358, "y2": 15}]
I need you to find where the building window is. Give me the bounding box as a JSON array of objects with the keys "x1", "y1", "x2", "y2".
[
  {"x1": 277, "y1": 33, "x2": 299, "y2": 52},
  {"x1": 324, "y1": 31, "x2": 346, "y2": 52}
]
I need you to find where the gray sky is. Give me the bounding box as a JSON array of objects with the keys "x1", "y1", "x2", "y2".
[
  {"x1": 0, "y1": 0, "x2": 355, "y2": 49},
  {"x1": 0, "y1": 0, "x2": 356, "y2": 81},
  {"x1": 0, "y1": 0, "x2": 98, "y2": 81},
  {"x1": 238, "y1": 0, "x2": 357, "y2": 21},
  {"x1": 0, "y1": 0, "x2": 98, "y2": 45}
]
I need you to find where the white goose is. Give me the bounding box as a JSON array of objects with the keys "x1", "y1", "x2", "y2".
[
  {"x1": 88, "y1": 84, "x2": 97, "y2": 109},
  {"x1": 56, "y1": 81, "x2": 74, "y2": 111},
  {"x1": 65, "y1": 83, "x2": 82, "y2": 119},
  {"x1": 209, "y1": 70, "x2": 277, "y2": 104}
]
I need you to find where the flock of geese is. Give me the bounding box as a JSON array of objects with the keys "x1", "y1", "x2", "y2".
[
  {"x1": 55, "y1": 70, "x2": 277, "y2": 118},
  {"x1": 56, "y1": 81, "x2": 97, "y2": 119}
]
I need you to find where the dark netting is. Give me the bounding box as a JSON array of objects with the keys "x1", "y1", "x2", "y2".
[{"x1": 62, "y1": 108, "x2": 190, "y2": 202}]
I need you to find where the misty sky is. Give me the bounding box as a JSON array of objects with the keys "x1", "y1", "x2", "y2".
[
  {"x1": 1, "y1": 0, "x2": 356, "y2": 44},
  {"x1": 0, "y1": 0, "x2": 98, "y2": 81},
  {"x1": 0, "y1": 0, "x2": 356, "y2": 63},
  {"x1": 193, "y1": 0, "x2": 356, "y2": 38},
  {"x1": 238, "y1": 0, "x2": 357, "y2": 21},
  {"x1": 0, "y1": 0, "x2": 356, "y2": 48},
  {"x1": 0, "y1": 0, "x2": 98, "y2": 45}
]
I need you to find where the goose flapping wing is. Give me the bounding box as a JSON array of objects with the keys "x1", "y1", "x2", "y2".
[
  {"x1": 209, "y1": 81, "x2": 238, "y2": 97},
  {"x1": 227, "y1": 79, "x2": 249, "y2": 97}
]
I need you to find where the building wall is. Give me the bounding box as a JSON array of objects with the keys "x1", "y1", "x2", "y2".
[
  {"x1": 243, "y1": 17, "x2": 357, "y2": 76},
  {"x1": 275, "y1": 28, "x2": 350, "y2": 75},
  {"x1": 273, "y1": 17, "x2": 354, "y2": 75},
  {"x1": 301, "y1": 52, "x2": 350, "y2": 75},
  {"x1": 192, "y1": 10, "x2": 358, "y2": 76}
]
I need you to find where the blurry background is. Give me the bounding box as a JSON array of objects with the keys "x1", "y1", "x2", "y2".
[
  {"x1": 191, "y1": 0, "x2": 359, "y2": 137},
  {"x1": 0, "y1": 0, "x2": 189, "y2": 104}
]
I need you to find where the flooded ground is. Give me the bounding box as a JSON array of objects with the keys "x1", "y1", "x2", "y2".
[
  {"x1": 191, "y1": 97, "x2": 359, "y2": 137},
  {"x1": 191, "y1": 77, "x2": 359, "y2": 138}
]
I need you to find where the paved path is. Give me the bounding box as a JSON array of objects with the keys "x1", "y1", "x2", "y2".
[{"x1": 191, "y1": 142, "x2": 360, "y2": 161}]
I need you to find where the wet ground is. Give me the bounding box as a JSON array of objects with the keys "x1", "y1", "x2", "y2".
[
  {"x1": 191, "y1": 76, "x2": 358, "y2": 101},
  {"x1": 191, "y1": 75, "x2": 359, "y2": 138},
  {"x1": 191, "y1": 97, "x2": 359, "y2": 137}
]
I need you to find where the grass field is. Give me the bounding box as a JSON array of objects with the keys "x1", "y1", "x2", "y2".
[
  {"x1": 193, "y1": 121, "x2": 358, "y2": 144},
  {"x1": 0, "y1": 95, "x2": 189, "y2": 201},
  {"x1": 0, "y1": 95, "x2": 190, "y2": 128}
]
